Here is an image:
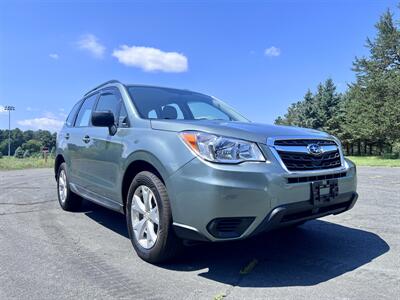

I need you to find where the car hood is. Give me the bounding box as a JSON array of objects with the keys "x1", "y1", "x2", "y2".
[{"x1": 150, "y1": 119, "x2": 332, "y2": 144}]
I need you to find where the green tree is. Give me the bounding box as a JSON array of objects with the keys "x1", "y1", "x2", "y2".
[
  {"x1": 34, "y1": 130, "x2": 54, "y2": 148},
  {"x1": 275, "y1": 79, "x2": 343, "y2": 135},
  {"x1": 22, "y1": 139, "x2": 43, "y2": 153},
  {"x1": 0, "y1": 140, "x2": 8, "y2": 156},
  {"x1": 14, "y1": 146, "x2": 24, "y2": 159},
  {"x1": 300, "y1": 90, "x2": 319, "y2": 129},
  {"x1": 276, "y1": 7, "x2": 400, "y2": 156},
  {"x1": 346, "y1": 9, "x2": 400, "y2": 153},
  {"x1": 23, "y1": 130, "x2": 34, "y2": 142},
  {"x1": 23, "y1": 150, "x2": 30, "y2": 158},
  {"x1": 50, "y1": 146, "x2": 56, "y2": 158}
]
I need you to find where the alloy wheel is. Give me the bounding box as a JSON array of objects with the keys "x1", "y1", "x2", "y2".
[
  {"x1": 131, "y1": 185, "x2": 159, "y2": 249},
  {"x1": 58, "y1": 169, "x2": 67, "y2": 204}
]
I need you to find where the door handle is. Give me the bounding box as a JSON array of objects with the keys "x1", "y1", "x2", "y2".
[
  {"x1": 65, "y1": 133, "x2": 70, "y2": 140},
  {"x1": 82, "y1": 135, "x2": 91, "y2": 143}
]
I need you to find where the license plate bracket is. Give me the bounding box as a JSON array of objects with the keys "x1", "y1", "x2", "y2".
[{"x1": 311, "y1": 179, "x2": 339, "y2": 206}]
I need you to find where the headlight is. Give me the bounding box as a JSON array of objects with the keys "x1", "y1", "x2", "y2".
[{"x1": 180, "y1": 131, "x2": 265, "y2": 163}]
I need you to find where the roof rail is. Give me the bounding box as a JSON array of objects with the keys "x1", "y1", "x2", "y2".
[{"x1": 84, "y1": 80, "x2": 122, "y2": 96}]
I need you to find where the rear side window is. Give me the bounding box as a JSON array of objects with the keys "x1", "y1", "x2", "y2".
[
  {"x1": 95, "y1": 92, "x2": 121, "y2": 123},
  {"x1": 66, "y1": 101, "x2": 82, "y2": 127},
  {"x1": 75, "y1": 94, "x2": 97, "y2": 127}
]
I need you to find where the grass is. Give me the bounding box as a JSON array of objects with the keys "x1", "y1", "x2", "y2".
[
  {"x1": 346, "y1": 156, "x2": 400, "y2": 167},
  {"x1": 0, "y1": 156, "x2": 54, "y2": 170}
]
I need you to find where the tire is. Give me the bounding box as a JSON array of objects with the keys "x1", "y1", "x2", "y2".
[
  {"x1": 126, "y1": 171, "x2": 181, "y2": 263},
  {"x1": 56, "y1": 162, "x2": 82, "y2": 211}
]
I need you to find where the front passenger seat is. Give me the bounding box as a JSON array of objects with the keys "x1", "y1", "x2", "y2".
[{"x1": 160, "y1": 106, "x2": 178, "y2": 119}]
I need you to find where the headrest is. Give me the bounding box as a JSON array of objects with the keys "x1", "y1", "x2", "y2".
[{"x1": 161, "y1": 105, "x2": 178, "y2": 119}]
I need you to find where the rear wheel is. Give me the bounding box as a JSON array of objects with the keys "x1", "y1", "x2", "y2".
[
  {"x1": 126, "y1": 171, "x2": 181, "y2": 263},
  {"x1": 57, "y1": 162, "x2": 82, "y2": 211}
]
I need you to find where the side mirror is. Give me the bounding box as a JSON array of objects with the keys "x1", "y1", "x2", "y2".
[{"x1": 92, "y1": 111, "x2": 117, "y2": 135}]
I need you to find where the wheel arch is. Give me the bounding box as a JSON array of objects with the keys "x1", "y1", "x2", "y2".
[
  {"x1": 121, "y1": 152, "x2": 168, "y2": 213},
  {"x1": 54, "y1": 154, "x2": 65, "y2": 179}
]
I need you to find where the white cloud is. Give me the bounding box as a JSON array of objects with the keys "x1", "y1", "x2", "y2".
[
  {"x1": 0, "y1": 105, "x2": 6, "y2": 114},
  {"x1": 49, "y1": 53, "x2": 59, "y2": 59},
  {"x1": 18, "y1": 117, "x2": 64, "y2": 133},
  {"x1": 264, "y1": 46, "x2": 281, "y2": 57},
  {"x1": 58, "y1": 108, "x2": 67, "y2": 118},
  {"x1": 43, "y1": 111, "x2": 57, "y2": 119},
  {"x1": 112, "y1": 45, "x2": 188, "y2": 72},
  {"x1": 77, "y1": 34, "x2": 105, "y2": 58}
]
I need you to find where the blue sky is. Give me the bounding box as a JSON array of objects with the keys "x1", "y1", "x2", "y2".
[{"x1": 0, "y1": 0, "x2": 398, "y2": 132}]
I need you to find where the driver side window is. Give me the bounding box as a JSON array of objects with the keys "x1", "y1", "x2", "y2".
[
  {"x1": 95, "y1": 92, "x2": 121, "y2": 124},
  {"x1": 75, "y1": 94, "x2": 97, "y2": 127}
]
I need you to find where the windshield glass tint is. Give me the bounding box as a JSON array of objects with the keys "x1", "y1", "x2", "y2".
[{"x1": 127, "y1": 86, "x2": 248, "y2": 122}]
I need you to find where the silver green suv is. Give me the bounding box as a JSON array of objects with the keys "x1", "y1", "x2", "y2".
[{"x1": 55, "y1": 80, "x2": 358, "y2": 263}]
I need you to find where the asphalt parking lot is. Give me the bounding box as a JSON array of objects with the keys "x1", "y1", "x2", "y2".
[{"x1": 0, "y1": 167, "x2": 399, "y2": 299}]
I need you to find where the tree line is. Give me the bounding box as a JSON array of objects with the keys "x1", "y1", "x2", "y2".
[
  {"x1": 0, "y1": 128, "x2": 56, "y2": 158},
  {"x1": 276, "y1": 8, "x2": 400, "y2": 157}
]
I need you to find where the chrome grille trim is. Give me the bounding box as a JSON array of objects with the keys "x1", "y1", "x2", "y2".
[
  {"x1": 274, "y1": 144, "x2": 338, "y2": 154},
  {"x1": 267, "y1": 136, "x2": 347, "y2": 175}
]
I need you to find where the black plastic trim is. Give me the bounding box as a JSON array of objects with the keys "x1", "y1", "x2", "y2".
[
  {"x1": 287, "y1": 172, "x2": 347, "y2": 184},
  {"x1": 173, "y1": 225, "x2": 210, "y2": 242},
  {"x1": 207, "y1": 217, "x2": 255, "y2": 239},
  {"x1": 251, "y1": 192, "x2": 358, "y2": 237},
  {"x1": 84, "y1": 80, "x2": 122, "y2": 96}
]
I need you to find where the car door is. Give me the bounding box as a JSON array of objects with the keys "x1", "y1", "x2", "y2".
[
  {"x1": 85, "y1": 87, "x2": 128, "y2": 203},
  {"x1": 68, "y1": 93, "x2": 99, "y2": 191},
  {"x1": 61, "y1": 99, "x2": 82, "y2": 176}
]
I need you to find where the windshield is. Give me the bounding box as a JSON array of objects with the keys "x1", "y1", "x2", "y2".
[{"x1": 127, "y1": 86, "x2": 248, "y2": 122}]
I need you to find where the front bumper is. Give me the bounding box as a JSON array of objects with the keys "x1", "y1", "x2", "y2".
[
  {"x1": 251, "y1": 191, "x2": 357, "y2": 236},
  {"x1": 166, "y1": 153, "x2": 357, "y2": 242}
]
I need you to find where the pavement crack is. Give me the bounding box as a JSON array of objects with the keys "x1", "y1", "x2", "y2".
[
  {"x1": 223, "y1": 258, "x2": 259, "y2": 298},
  {"x1": 0, "y1": 200, "x2": 55, "y2": 206},
  {"x1": 1, "y1": 186, "x2": 42, "y2": 190},
  {"x1": 0, "y1": 209, "x2": 48, "y2": 216}
]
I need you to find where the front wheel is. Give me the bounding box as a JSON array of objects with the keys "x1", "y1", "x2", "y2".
[
  {"x1": 57, "y1": 162, "x2": 82, "y2": 211},
  {"x1": 126, "y1": 171, "x2": 181, "y2": 263}
]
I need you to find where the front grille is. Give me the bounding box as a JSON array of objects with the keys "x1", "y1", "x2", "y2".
[
  {"x1": 278, "y1": 150, "x2": 341, "y2": 171},
  {"x1": 274, "y1": 139, "x2": 342, "y2": 171},
  {"x1": 274, "y1": 139, "x2": 337, "y2": 146}
]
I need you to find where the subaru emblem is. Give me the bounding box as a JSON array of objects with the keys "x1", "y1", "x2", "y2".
[{"x1": 307, "y1": 144, "x2": 323, "y2": 156}]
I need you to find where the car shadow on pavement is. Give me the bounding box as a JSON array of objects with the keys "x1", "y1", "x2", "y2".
[
  {"x1": 82, "y1": 200, "x2": 129, "y2": 238},
  {"x1": 83, "y1": 200, "x2": 389, "y2": 288}
]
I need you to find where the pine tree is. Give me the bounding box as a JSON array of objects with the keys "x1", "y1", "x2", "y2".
[{"x1": 346, "y1": 9, "x2": 400, "y2": 152}]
